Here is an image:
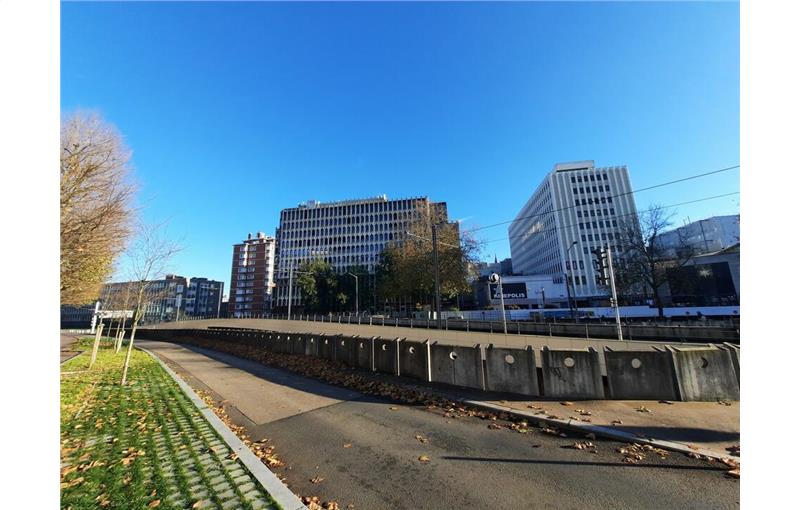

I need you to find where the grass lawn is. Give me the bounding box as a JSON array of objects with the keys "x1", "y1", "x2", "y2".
[{"x1": 60, "y1": 339, "x2": 278, "y2": 510}]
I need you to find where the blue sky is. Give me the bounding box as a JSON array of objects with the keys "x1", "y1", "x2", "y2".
[{"x1": 61, "y1": 1, "x2": 739, "y2": 293}]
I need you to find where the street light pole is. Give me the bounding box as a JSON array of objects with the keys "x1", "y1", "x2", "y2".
[
  {"x1": 346, "y1": 272, "x2": 359, "y2": 316},
  {"x1": 431, "y1": 224, "x2": 442, "y2": 329},
  {"x1": 287, "y1": 264, "x2": 294, "y2": 320}
]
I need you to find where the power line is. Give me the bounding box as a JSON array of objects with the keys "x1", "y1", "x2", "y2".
[
  {"x1": 464, "y1": 164, "x2": 740, "y2": 234},
  {"x1": 481, "y1": 191, "x2": 740, "y2": 246}
]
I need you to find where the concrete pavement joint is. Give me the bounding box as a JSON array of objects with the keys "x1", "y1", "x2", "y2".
[
  {"x1": 458, "y1": 398, "x2": 740, "y2": 464},
  {"x1": 139, "y1": 347, "x2": 307, "y2": 510}
]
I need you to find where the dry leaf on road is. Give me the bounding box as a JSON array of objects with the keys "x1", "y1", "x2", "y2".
[
  {"x1": 418, "y1": 455, "x2": 431, "y2": 462},
  {"x1": 310, "y1": 476, "x2": 325, "y2": 484}
]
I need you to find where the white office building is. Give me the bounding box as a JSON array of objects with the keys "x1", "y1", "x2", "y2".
[
  {"x1": 655, "y1": 215, "x2": 739, "y2": 257},
  {"x1": 508, "y1": 161, "x2": 639, "y2": 302},
  {"x1": 274, "y1": 195, "x2": 448, "y2": 310}
]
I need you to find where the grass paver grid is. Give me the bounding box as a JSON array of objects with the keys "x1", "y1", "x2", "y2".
[{"x1": 61, "y1": 340, "x2": 279, "y2": 510}]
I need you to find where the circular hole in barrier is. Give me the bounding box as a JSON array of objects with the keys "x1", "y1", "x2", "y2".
[
  {"x1": 449, "y1": 352, "x2": 458, "y2": 361},
  {"x1": 563, "y1": 357, "x2": 576, "y2": 368},
  {"x1": 310, "y1": 338, "x2": 315, "y2": 343},
  {"x1": 341, "y1": 340, "x2": 346, "y2": 346},
  {"x1": 504, "y1": 354, "x2": 515, "y2": 365},
  {"x1": 631, "y1": 358, "x2": 642, "y2": 369},
  {"x1": 408, "y1": 346, "x2": 415, "y2": 355},
  {"x1": 324, "y1": 339, "x2": 329, "y2": 344},
  {"x1": 700, "y1": 357, "x2": 709, "y2": 368},
  {"x1": 382, "y1": 344, "x2": 388, "y2": 351},
  {"x1": 359, "y1": 343, "x2": 364, "y2": 349}
]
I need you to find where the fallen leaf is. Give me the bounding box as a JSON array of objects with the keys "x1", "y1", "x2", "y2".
[
  {"x1": 611, "y1": 420, "x2": 623, "y2": 425},
  {"x1": 414, "y1": 435, "x2": 429, "y2": 444},
  {"x1": 310, "y1": 476, "x2": 325, "y2": 484},
  {"x1": 418, "y1": 455, "x2": 431, "y2": 463},
  {"x1": 635, "y1": 406, "x2": 651, "y2": 413},
  {"x1": 658, "y1": 400, "x2": 674, "y2": 405},
  {"x1": 343, "y1": 443, "x2": 352, "y2": 448},
  {"x1": 147, "y1": 500, "x2": 161, "y2": 508},
  {"x1": 560, "y1": 401, "x2": 574, "y2": 406},
  {"x1": 191, "y1": 501, "x2": 206, "y2": 509},
  {"x1": 389, "y1": 406, "x2": 398, "y2": 411}
]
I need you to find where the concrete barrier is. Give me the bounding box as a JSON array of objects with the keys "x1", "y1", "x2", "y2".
[
  {"x1": 399, "y1": 339, "x2": 428, "y2": 381},
  {"x1": 604, "y1": 347, "x2": 680, "y2": 400},
  {"x1": 669, "y1": 346, "x2": 740, "y2": 401},
  {"x1": 485, "y1": 345, "x2": 539, "y2": 396},
  {"x1": 430, "y1": 343, "x2": 484, "y2": 390},
  {"x1": 722, "y1": 342, "x2": 740, "y2": 384},
  {"x1": 541, "y1": 347, "x2": 604, "y2": 399},
  {"x1": 336, "y1": 336, "x2": 358, "y2": 367},
  {"x1": 374, "y1": 337, "x2": 400, "y2": 375},
  {"x1": 355, "y1": 337, "x2": 374, "y2": 371},
  {"x1": 304, "y1": 333, "x2": 321, "y2": 357},
  {"x1": 319, "y1": 335, "x2": 337, "y2": 361}
]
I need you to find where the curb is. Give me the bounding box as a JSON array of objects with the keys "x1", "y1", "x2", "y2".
[
  {"x1": 139, "y1": 347, "x2": 307, "y2": 510},
  {"x1": 456, "y1": 398, "x2": 739, "y2": 464}
]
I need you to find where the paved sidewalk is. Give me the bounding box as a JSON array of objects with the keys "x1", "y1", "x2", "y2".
[
  {"x1": 450, "y1": 393, "x2": 739, "y2": 458},
  {"x1": 60, "y1": 332, "x2": 82, "y2": 363}
]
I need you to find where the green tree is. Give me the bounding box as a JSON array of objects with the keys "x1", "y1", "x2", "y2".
[{"x1": 296, "y1": 258, "x2": 339, "y2": 313}]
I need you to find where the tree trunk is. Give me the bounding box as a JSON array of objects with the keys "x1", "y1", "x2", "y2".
[
  {"x1": 90, "y1": 321, "x2": 104, "y2": 368},
  {"x1": 113, "y1": 317, "x2": 123, "y2": 352},
  {"x1": 120, "y1": 324, "x2": 137, "y2": 385}
]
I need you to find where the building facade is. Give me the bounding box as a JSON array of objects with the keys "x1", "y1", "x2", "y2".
[
  {"x1": 100, "y1": 274, "x2": 223, "y2": 323},
  {"x1": 228, "y1": 232, "x2": 277, "y2": 317},
  {"x1": 655, "y1": 215, "x2": 740, "y2": 258},
  {"x1": 183, "y1": 277, "x2": 224, "y2": 318},
  {"x1": 508, "y1": 161, "x2": 639, "y2": 303},
  {"x1": 274, "y1": 195, "x2": 448, "y2": 312}
]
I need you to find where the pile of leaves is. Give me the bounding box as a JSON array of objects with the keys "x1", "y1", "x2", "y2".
[{"x1": 616, "y1": 443, "x2": 671, "y2": 463}]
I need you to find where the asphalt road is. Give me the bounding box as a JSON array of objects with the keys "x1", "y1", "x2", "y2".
[{"x1": 140, "y1": 340, "x2": 739, "y2": 510}]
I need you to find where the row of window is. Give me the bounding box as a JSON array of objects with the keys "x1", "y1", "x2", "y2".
[
  {"x1": 570, "y1": 173, "x2": 609, "y2": 183},
  {"x1": 577, "y1": 208, "x2": 616, "y2": 219},
  {"x1": 573, "y1": 184, "x2": 611, "y2": 194},
  {"x1": 282, "y1": 199, "x2": 425, "y2": 221}
]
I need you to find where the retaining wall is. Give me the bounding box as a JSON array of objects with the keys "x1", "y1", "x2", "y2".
[
  {"x1": 541, "y1": 347, "x2": 604, "y2": 399},
  {"x1": 430, "y1": 343, "x2": 484, "y2": 390},
  {"x1": 604, "y1": 348, "x2": 680, "y2": 400},
  {"x1": 669, "y1": 346, "x2": 740, "y2": 401},
  {"x1": 399, "y1": 339, "x2": 429, "y2": 381},
  {"x1": 374, "y1": 337, "x2": 399, "y2": 375},
  {"x1": 484, "y1": 345, "x2": 539, "y2": 396}
]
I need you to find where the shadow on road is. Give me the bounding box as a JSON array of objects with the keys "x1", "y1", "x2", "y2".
[{"x1": 609, "y1": 426, "x2": 739, "y2": 444}]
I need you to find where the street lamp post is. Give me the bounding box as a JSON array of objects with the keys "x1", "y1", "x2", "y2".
[
  {"x1": 489, "y1": 273, "x2": 507, "y2": 335},
  {"x1": 346, "y1": 272, "x2": 359, "y2": 316}
]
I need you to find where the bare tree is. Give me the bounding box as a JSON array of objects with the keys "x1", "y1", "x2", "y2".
[
  {"x1": 61, "y1": 112, "x2": 137, "y2": 305},
  {"x1": 120, "y1": 222, "x2": 182, "y2": 385},
  {"x1": 615, "y1": 205, "x2": 696, "y2": 317}
]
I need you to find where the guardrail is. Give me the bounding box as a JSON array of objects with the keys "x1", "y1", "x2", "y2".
[{"x1": 137, "y1": 327, "x2": 740, "y2": 402}]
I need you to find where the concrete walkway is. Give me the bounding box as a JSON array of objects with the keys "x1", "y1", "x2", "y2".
[
  {"x1": 140, "y1": 340, "x2": 738, "y2": 510},
  {"x1": 60, "y1": 332, "x2": 82, "y2": 363}
]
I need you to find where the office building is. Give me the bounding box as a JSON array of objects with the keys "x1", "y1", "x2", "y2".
[
  {"x1": 655, "y1": 215, "x2": 740, "y2": 257},
  {"x1": 508, "y1": 161, "x2": 639, "y2": 304},
  {"x1": 274, "y1": 195, "x2": 448, "y2": 311},
  {"x1": 183, "y1": 277, "x2": 224, "y2": 318},
  {"x1": 228, "y1": 232, "x2": 277, "y2": 317}
]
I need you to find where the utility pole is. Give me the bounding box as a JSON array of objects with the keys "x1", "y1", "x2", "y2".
[
  {"x1": 346, "y1": 272, "x2": 359, "y2": 316},
  {"x1": 489, "y1": 273, "x2": 507, "y2": 334},
  {"x1": 431, "y1": 224, "x2": 442, "y2": 329},
  {"x1": 287, "y1": 264, "x2": 294, "y2": 320},
  {"x1": 606, "y1": 247, "x2": 624, "y2": 341}
]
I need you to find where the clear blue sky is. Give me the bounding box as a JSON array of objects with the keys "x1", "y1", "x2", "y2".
[{"x1": 61, "y1": 1, "x2": 740, "y2": 293}]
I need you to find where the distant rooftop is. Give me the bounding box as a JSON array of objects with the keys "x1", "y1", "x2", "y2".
[{"x1": 288, "y1": 195, "x2": 431, "y2": 209}]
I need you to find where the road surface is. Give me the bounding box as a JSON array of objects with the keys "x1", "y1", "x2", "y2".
[{"x1": 140, "y1": 340, "x2": 738, "y2": 510}]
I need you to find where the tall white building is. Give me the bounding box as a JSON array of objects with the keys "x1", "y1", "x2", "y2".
[
  {"x1": 508, "y1": 161, "x2": 638, "y2": 302},
  {"x1": 274, "y1": 195, "x2": 448, "y2": 311}
]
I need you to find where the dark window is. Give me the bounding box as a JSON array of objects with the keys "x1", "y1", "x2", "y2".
[
  {"x1": 603, "y1": 174, "x2": 608, "y2": 180},
  {"x1": 583, "y1": 247, "x2": 589, "y2": 255},
  {"x1": 592, "y1": 186, "x2": 598, "y2": 192},
  {"x1": 573, "y1": 188, "x2": 578, "y2": 194},
  {"x1": 581, "y1": 234, "x2": 586, "y2": 241},
  {"x1": 610, "y1": 208, "x2": 615, "y2": 215},
  {"x1": 590, "y1": 175, "x2": 595, "y2": 181},
  {"x1": 571, "y1": 176, "x2": 576, "y2": 183},
  {"x1": 581, "y1": 199, "x2": 587, "y2": 205},
  {"x1": 577, "y1": 210, "x2": 582, "y2": 217},
  {"x1": 605, "y1": 185, "x2": 610, "y2": 191}
]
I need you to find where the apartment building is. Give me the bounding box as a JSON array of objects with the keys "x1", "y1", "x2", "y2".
[{"x1": 228, "y1": 232, "x2": 276, "y2": 317}]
